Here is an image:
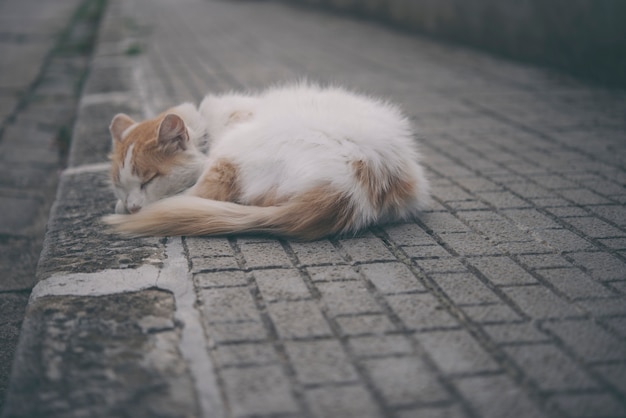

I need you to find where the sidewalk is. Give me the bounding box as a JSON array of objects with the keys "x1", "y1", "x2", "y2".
[
  {"x1": 0, "y1": 0, "x2": 102, "y2": 410},
  {"x1": 3, "y1": 0, "x2": 626, "y2": 417}
]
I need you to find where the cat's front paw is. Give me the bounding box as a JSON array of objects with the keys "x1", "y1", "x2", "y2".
[{"x1": 115, "y1": 199, "x2": 128, "y2": 214}]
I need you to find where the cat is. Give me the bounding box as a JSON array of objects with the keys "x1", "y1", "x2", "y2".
[{"x1": 103, "y1": 83, "x2": 430, "y2": 240}]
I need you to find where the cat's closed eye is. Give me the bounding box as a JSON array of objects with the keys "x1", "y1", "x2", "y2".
[{"x1": 140, "y1": 174, "x2": 159, "y2": 190}]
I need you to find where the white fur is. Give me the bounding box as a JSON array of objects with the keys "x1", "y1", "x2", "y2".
[
  {"x1": 108, "y1": 83, "x2": 430, "y2": 238},
  {"x1": 199, "y1": 84, "x2": 430, "y2": 225}
]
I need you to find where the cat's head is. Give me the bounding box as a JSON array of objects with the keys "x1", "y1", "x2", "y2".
[{"x1": 109, "y1": 112, "x2": 204, "y2": 214}]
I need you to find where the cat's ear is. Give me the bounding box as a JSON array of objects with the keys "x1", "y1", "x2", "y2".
[
  {"x1": 109, "y1": 113, "x2": 136, "y2": 143},
  {"x1": 157, "y1": 114, "x2": 189, "y2": 153}
]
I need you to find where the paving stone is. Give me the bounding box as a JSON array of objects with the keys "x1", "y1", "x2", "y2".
[
  {"x1": 431, "y1": 273, "x2": 501, "y2": 305},
  {"x1": 587, "y1": 205, "x2": 626, "y2": 228},
  {"x1": 415, "y1": 257, "x2": 468, "y2": 274},
  {"x1": 359, "y1": 262, "x2": 425, "y2": 293},
  {"x1": 194, "y1": 270, "x2": 248, "y2": 288},
  {"x1": 395, "y1": 405, "x2": 467, "y2": 418},
  {"x1": 334, "y1": 314, "x2": 397, "y2": 336},
  {"x1": 364, "y1": 356, "x2": 450, "y2": 406},
  {"x1": 306, "y1": 385, "x2": 382, "y2": 418},
  {"x1": 267, "y1": 301, "x2": 333, "y2": 339},
  {"x1": 548, "y1": 392, "x2": 626, "y2": 418},
  {"x1": 254, "y1": 268, "x2": 311, "y2": 302},
  {"x1": 505, "y1": 344, "x2": 598, "y2": 391},
  {"x1": 546, "y1": 206, "x2": 592, "y2": 218},
  {"x1": 340, "y1": 236, "x2": 396, "y2": 263},
  {"x1": 185, "y1": 237, "x2": 233, "y2": 257},
  {"x1": 501, "y1": 285, "x2": 582, "y2": 319},
  {"x1": 421, "y1": 212, "x2": 470, "y2": 233},
  {"x1": 469, "y1": 256, "x2": 537, "y2": 286},
  {"x1": 567, "y1": 251, "x2": 626, "y2": 281},
  {"x1": 558, "y1": 189, "x2": 611, "y2": 205},
  {"x1": 285, "y1": 339, "x2": 358, "y2": 385},
  {"x1": 460, "y1": 303, "x2": 522, "y2": 324},
  {"x1": 385, "y1": 293, "x2": 459, "y2": 330},
  {"x1": 537, "y1": 268, "x2": 615, "y2": 299},
  {"x1": 602, "y1": 316, "x2": 626, "y2": 339},
  {"x1": 220, "y1": 365, "x2": 300, "y2": 417},
  {"x1": 417, "y1": 329, "x2": 499, "y2": 375},
  {"x1": 347, "y1": 334, "x2": 413, "y2": 358},
  {"x1": 542, "y1": 319, "x2": 626, "y2": 363},
  {"x1": 502, "y1": 209, "x2": 561, "y2": 230},
  {"x1": 401, "y1": 244, "x2": 451, "y2": 259},
  {"x1": 566, "y1": 217, "x2": 626, "y2": 238},
  {"x1": 455, "y1": 375, "x2": 547, "y2": 418},
  {"x1": 306, "y1": 265, "x2": 360, "y2": 282},
  {"x1": 237, "y1": 241, "x2": 292, "y2": 269},
  {"x1": 199, "y1": 287, "x2": 261, "y2": 322},
  {"x1": 516, "y1": 253, "x2": 573, "y2": 270},
  {"x1": 215, "y1": 342, "x2": 278, "y2": 368},
  {"x1": 476, "y1": 191, "x2": 531, "y2": 209},
  {"x1": 208, "y1": 321, "x2": 268, "y2": 344},
  {"x1": 190, "y1": 255, "x2": 240, "y2": 272},
  {"x1": 598, "y1": 237, "x2": 626, "y2": 250},
  {"x1": 593, "y1": 363, "x2": 626, "y2": 395},
  {"x1": 289, "y1": 240, "x2": 345, "y2": 266},
  {"x1": 317, "y1": 280, "x2": 382, "y2": 316},
  {"x1": 484, "y1": 322, "x2": 551, "y2": 344},
  {"x1": 383, "y1": 223, "x2": 437, "y2": 246},
  {"x1": 576, "y1": 297, "x2": 626, "y2": 317},
  {"x1": 438, "y1": 232, "x2": 500, "y2": 256}
]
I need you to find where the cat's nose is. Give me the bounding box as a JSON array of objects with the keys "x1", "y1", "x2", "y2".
[{"x1": 128, "y1": 205, "x2": 141, "y2": 214}]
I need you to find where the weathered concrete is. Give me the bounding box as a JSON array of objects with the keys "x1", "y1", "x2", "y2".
[{"x1": 3, "y1": 0, "x2": 626, "y2": 417}]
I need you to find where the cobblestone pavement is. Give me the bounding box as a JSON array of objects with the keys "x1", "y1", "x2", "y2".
[
  {"x1": 0, "y1": 0, "x2": 103, "y2": 410},
  {"x1": 3, "y1": 0, "x2": 626, "y2": 417}
]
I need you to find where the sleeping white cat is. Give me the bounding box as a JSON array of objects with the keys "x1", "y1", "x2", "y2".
[{"x1": 104, "y1": 83, "x2": 430, "y2": 240}]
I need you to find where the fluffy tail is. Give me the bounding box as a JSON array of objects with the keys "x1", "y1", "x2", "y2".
[{"x1": 103, "y1": 190, "x2": 356, "y2": 241}]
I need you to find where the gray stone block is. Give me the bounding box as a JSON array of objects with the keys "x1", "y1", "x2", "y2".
[
  {"x1": 306, "y1": 385, "x2": 382, "y2": 418},
  {"x1": 505, "y1": 344, "x2": 598, "y2": 391},
  {"x1": 454, "y1": 375, "x2": 547, "y2": 418},
  {"x1": 237, "y1": 241, "x2": 292, "y2": 269},
  {"x1": 431, "y1": 273, "x2": 501, "y2": 305},
  {"x1": 220, "y1": 365, "x2": 300, "y2": 417},
  {"x1": 289, "y1": 240, "x2": 345, "y2": 266},
  {"x1": 285, "y1": 339, "x2": 358, "y2": 385},
  {"x1": 199, "y1": 287, "x2": 260, "y2": 322},
  {"x1": 347, "y1": 334, "x2": 413, "y2": 358},
  {"x1": 267, "y1": 300, "x2": 332, "y2": 339},
  {"x1": 543, "y1": 319, "x2": 626, "y2": 363},
  {"x1": 416, "y1": 329, "x2": 499, "y2": 375},
  {"x1": 385, "y1": 293, "x2": 459, "y2": 331},
  {"x1": 469, "y1": 256, "x2": 537, "y2": 286},
  {"x1": 500, "y1": 285, "x2": 581, "y2": 319},
  {"x1": 360, "y1": 262, "x2": 425, "y2": 294},
  {"x1": 339, "y1": 236, "x2": 395, "y2": 263},
  {"x1": 537, "y1": 268, "x2": 614, "y2": 299},
  {"x1": 335, "y1": 314, "x2": 397, "y2": 337},
  {"x1": 254, "y1": 268, "x2": 311, "y2": 302},
  {"x1": 317, "y1": 280, "x2": 382, "y2": 316},
  {"x1": 3, "y1": 290, "x2": 198, "y2": 418},
  {"x1": 364, "y1": 356, "x2": 450, "y2": 405},
  {"x1": 194, "y1": 270, "x2": 248, "y2": 288}
]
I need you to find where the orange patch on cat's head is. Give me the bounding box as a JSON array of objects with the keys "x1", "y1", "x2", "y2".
[{"x1": 109, "y1": 112, "x2": 191, "y2": 184}]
